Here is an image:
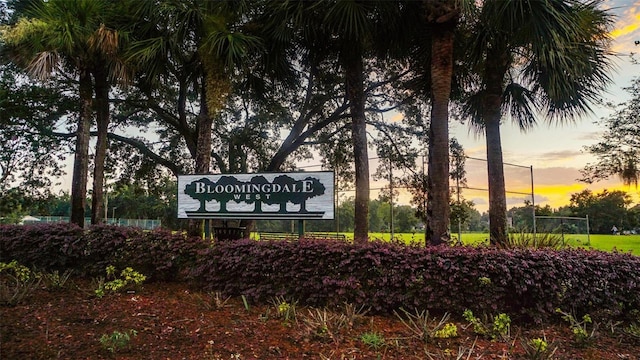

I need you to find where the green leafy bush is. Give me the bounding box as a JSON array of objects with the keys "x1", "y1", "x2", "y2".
[
  {"x1": 463, "y1": 310, "x2": 510, "y2": 340},
  {"x1": 0, "y1": 260, "x2": 42, "y2": 305},
  {"x1": 556, "y1": 308, "x2": 597, "y2": 345},
  {"x1": 95, "y1": 266, "x2": 146, "y2": 298}
]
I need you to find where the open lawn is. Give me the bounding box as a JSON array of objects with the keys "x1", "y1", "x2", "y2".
[{"x1": 297, "y1": 232, "x2": 640, "y2": 255}]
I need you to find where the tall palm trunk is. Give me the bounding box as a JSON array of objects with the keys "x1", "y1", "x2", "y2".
[
  {"x1": 344, "y1": 50, "x2": 369, "y2": 244},
  {"x1": 70, "y1": 68, "x2": 93, "y2": 228},
  {"x1": 91, "y1": 68, "x2": 109, "y2": 225},
  {"x1": 483, "y1": 48, "x2": 510, "y2": 245},
  {"x1": 426, "y1": 26, "x2": 454, "y2": 246},
  {"x1": 188, "y1": 57, "x2": 231, "y2": 237},
  {"x1": 195, "y1": 85, "x2": 213, "y2": 175},
  {"x1": 485, "y1": 113, "x2": 507, "y2": 245}
]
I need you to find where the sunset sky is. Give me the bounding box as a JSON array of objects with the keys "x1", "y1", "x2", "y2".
[{"x1": 441, "y1": 0, "x2": 640, "y2": 212}]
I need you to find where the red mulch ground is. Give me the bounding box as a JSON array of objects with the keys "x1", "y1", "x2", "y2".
[{"x1": 2, "y1": 280, "x2": 640, "y2": 359}]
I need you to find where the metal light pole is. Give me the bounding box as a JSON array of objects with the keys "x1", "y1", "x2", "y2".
[
  {"x1": 104, "y1": 189, "x2": 108, "y2": 223},
  {"x1": 531, "y1": 166, "x2": 536, "y2": 245},
  {"x1": 389, "y1": 158, "x2": 394, "y2": 241}
]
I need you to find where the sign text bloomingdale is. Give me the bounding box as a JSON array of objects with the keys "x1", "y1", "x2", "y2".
[{"x1": 177, "y1": 172, "x2": 335, "y2": 220}]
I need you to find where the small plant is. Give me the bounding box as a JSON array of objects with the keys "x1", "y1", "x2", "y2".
[
  {"x1": 41, "y1": 269, "x2": 73, "y2": 290},
  {"x1": 0, "y1": 260, "x2": 42, "y2": 306},
  {"x1": 425, "y1": 338, "x2": 478, "y2": 360},
  {"x1": 521, "y1": 336, "x2": 557, "y2": 360},
  {"x1": 504, "y1": 229, "x2": 565, "y2": 249},
  {"x1": 360, "y1": 331, "x2": 385, "y2": 350},
  {"x1": 270, "y1": 296, "x2": 297, "y2": 323},
  {"x1": 189, "y1": 291, "x2": 231, "y2": 310},
  {"x1": 342, "y1": 302, "x2": 369, "y2": 329},
  {"x1": 99, "y1": 329, "x2": 137, "y2": 353},
  {"x1": 623, "y1": 323, "x2": 640, "y2": 339},
  {"x1": 463, "y1": 309, "x2": 510, "y2": 340},
  {"x1": 301, "y1": 308, "x2": 346, "y2": 342},
  {"x1": 556, "y1": 308, "x2": 597, "y2": 345},
  {"x1": 241, "y1": 295, "x2": 250, "y2": 311},
  {"x1": 393, "y1": 308, "x2": 451, "y2": 343},
  {"x1": 433, "y1": 323, "x2": 458, "y2": 339},
  {"x1": 493, "y1": 313, "x2": 511, "y2": 340},
  {"x1": 463, "y1": 309, "x2": 487, "y2": 336},
  {"x1": 95, "y1": 266, "x2": 146, "y2": 298}
]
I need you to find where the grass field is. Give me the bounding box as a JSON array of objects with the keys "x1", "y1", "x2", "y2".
[{"x1": 305, "y1": 232, "x2": 640, "y2": 255}]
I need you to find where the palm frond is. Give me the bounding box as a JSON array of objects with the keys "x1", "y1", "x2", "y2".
[
  {"x1": 502, "y1": 82, "x2": 537, "y2": 132},
  {"x1": 324, "y1": 0, "x2": 373, "y2": 41},
  {"x1": 88, "y1": 24, "x2": 119, "y2": 56},
  {"x1": 27, "y1": 51, "x2": 60, "y2": 80}
]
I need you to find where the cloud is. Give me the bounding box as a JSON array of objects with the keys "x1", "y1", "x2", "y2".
[
  {"x1": 534, "y1": 194, "x2": 550, "y2": 203},
  {"x1": 575, "y1": 131, "x2": 604, "y2": 142},
  {"x1": 537, "y1": 150, "x2": 583, "y2": 162},
  {"x1": 471, "y1": 197, "x2": 487, "y2": 206},
  {"x1": 507, "y1": 196, "x2": 531, "y2": 206},
  {"x1": 609, "y1": 2, "x2": 640, "y2": 52}
]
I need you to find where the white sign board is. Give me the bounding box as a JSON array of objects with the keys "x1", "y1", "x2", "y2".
[{"x1": 177, "y1": 172, "x2": 335, "y2": 220}]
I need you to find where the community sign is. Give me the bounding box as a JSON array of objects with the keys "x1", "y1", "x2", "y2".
[{"x1": 177, "y1": 172, "x2": 334, "y2": 220}]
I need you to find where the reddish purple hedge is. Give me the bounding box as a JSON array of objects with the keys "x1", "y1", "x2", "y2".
[
  {"x1": 188, "y1": 239, "x2": 640, "y2": 321},
  {"x1": 3, "y1": 224, "x2": 640, "y2": 321}
]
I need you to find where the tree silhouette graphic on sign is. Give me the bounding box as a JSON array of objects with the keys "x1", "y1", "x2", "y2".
[
  {"x1": 215, "y1": 175, "x2": 241, "y2": 212},
  {"x1": 272, "y1": 175, "x2": 297, "y2": 213},
  {"x1": 291, "y1": 177, "x2": 325, "y2": 213},
  {"x1": 249, "y1": 175, "x2": 270, "y2": 213},
  {"x1": 184, "y1": 177, "x2": 216, "y2": 212}
]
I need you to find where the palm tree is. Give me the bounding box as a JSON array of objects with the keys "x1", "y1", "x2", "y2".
[
  {"x1": 2, "y1": 0, "x2": 129, "y2": 227},
  {"x1": 421, "y1": 0, "x2": 462, "y2": 246},
  {"x1": 464, "y1": 0, "x2": 613, "y2": 245},
  {"x1": 399, "y1": 0, "x2": 473, "y2": 246},
  {"x1": 265, "y1": 0, "x2": 403, "y2": 243},
  {"x1": 127, "y1": 0, "x2": 262, "y2": 235},
  {"x1": 129, "y1": 0, "x2": 261, "y2": 174},
  {"x1": 90, "y1": 7, "x2": 133, "y2": 225}
]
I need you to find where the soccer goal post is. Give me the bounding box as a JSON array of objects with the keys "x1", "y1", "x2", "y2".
[{"x1": 534, "y1": 215, "x2": 590, "y2": 246}]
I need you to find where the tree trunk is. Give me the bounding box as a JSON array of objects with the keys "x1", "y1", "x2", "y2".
[
  {"x1": 485, "y1": 113, "x2": 507, "y2": 245},
  {"x1": 483, "y1": 49, "x2": 510, "y2": 246},
  {"x1": 344, "y1": 51, "x2": 369, "y2": 244},
  {"x1": 70, "y1": 69, "x2": 93, "y2": 228},
  {"x1": 426, "y1": 26, "x2": 454, "y2": 246},
  {"x1": 187, "y1": 80, "x2": 213, "y2": 237},
  {"x1": 187, "y1": 58, "x2": 231, "y2": 237},
  {"x1": 91, "y1": 68, "x2": 109, "y2": 225}
]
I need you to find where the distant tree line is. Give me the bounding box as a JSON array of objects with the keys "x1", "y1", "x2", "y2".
[{"x1": 507, "y1": 189, "x2": 640, "y2": 234}]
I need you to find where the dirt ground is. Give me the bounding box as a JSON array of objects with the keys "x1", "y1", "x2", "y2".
[{"x1": 2, "y1": 280, "x2": 640, "y2": 359}]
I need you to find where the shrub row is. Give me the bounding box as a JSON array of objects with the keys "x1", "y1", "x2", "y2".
[
  {"x1": 189, "y1": 239, "x2": 640, "y2": 322},
  {"x1": 3, "y1": 224, "x2": 640, "y2": 321},
  {"x1": 0, "y1": 223, "x2": 207, "y2": 281}
]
